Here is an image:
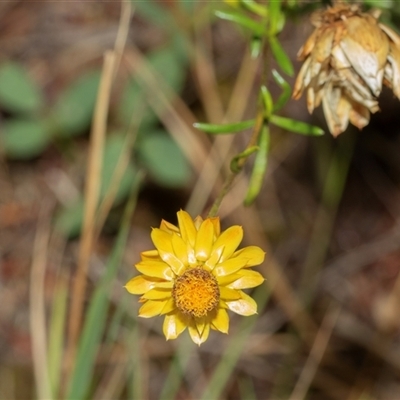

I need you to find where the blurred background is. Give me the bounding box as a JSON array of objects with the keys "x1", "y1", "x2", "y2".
[{"x1": 3, "y1": 1, "x2": 400, "y2": 399}]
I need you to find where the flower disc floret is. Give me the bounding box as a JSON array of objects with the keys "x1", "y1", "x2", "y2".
[
  {"x1": 172, "y1": 267, "x2": 220, "y2": 318},
  {"x1": 125, "y1": 210, "x2": 265, "y2": 345}
]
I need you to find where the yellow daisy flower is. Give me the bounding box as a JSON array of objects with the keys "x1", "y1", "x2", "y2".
[{"x1": 125, "y1": 210, "x2": 265, "y2": 345}]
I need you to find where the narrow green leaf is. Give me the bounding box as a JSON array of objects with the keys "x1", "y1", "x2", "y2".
[
  {"x1": 48, "y1": 281, "x2": 68, "y2": 398},
  {"x1": 268, "y1": 0, "x2": 282, "y2": 35},
  {"x1": 138, "y1": 131, "x2": 191, "y2": 188},
  {"x1": 230, "y1": 146, "x2": 259, "y2": 173},
  {"x1": 242, "y1": 0, "x2": 268, "y2": 17},
  {"x1": 272, "y1": 69, "x2": 291, "y2": 112},
  {"x1": 0, "y1": 62, "x2": 43, "y2": 113},
  {"x1": 215, "y1": 10, "x2": 266, "y2": 36},
  {"x1": 193, "y1": 119, "x2": 255, "y2": 134},
  {"x1": 270, "y1": 115, "x2": 324, "y2": 136},
  {"x1": 66, "y1": 180, "x2": 140, "y2": 400},
  {"x1": 244, "y1": 125, "x2": 269, "y2": 205},
  {"x1": 53, "y1": 70, "x2": 101, "y2": 137},
  {"x1": 261, "y1": 85, "x2": 273, "y2": 118},
  {"x1": 269, "y1": 36, "x2": 294, "y2": 76},
  {"x1": 2, "y1": 119, "x2": 51, "y2": 159}
]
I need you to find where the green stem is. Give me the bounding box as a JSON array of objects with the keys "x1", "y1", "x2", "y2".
[{"x1": 207, "y1": 111, "x2": 264, "y2": 218}]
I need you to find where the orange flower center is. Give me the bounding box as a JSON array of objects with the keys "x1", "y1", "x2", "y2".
[{"x1": 172, "y1": 267, "x2": 220, "y2": 318}]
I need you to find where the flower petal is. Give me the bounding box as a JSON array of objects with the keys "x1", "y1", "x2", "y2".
[
  {"x1": 193, "y1": 215, "x2": 203, "y2": 230},
  {"x1": 211, "y1": 308, "x2": 229, "y2": 333},
  {"x1": 211, "y1": 226, "x2": 243, "y2": 262},
  {"x1": 209, "y1": 217, "x2": 221, "y2": 237},
  {"x1": 226, "y1": 291, "x2": 258, "y2": 316},
  {"x1": 204, "y1": 246, "x2": 223, "y2": 270},
  {"x1": 160, "y1": 219, "x2": 179, "y2": 234},
  {"x1": 135, "y1": 260, "x2": 175, "y2": 280},
  {"x1": 188, "y1": 319, "x2": 210, "y2": 346},
  {"x1": 140, "y1": 249, "x2": 160, "y2": 261},
  {"x1": 171, "y1": 233, "x2": 188, "y2": 269},
  {"x1": 219, "y1": 286, "x2": 242, "y2": 301},
  {"x1": 125, "y1": 275, "x2": 172, "y2": 294},
  {"x1": 142, "y1": 288, "x2": 172, "y2": 300},
  {"x1": 231, "y1": 246, "x2": 265, "y2": 267},
  {"x1": 151, "y1": 228, "x2": 185, "y2": 274},
  {"x1": 139, "y1": 300, "x2": 168, "y2": 318},
  {"x1": 160, "y1": 298, "x2": 176, "y2": 315},
  {"x1": 227, "y1": 270, "x2": 265, "y2": 289},
  {"x1": 195, "y1": 219, "x2": 214, "y2": 261},
  {"x1": 216, "y1": 273, "x2": 241, "y2": 286},
  {"x1": 177, "y1": 210, "x2": 197, "y2": 247},
  {"x1": 213, "y1": 257, "x2": 247, "y2": 277},
  {"x1": 163, "y1": 312, "x2": 188, "y2": 340}
]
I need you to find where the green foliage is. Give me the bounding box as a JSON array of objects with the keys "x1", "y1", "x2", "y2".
[
  {"x1": 138, "y1": 131, "x2": 191, "y2": 188},
  {"x1": 270, "y1": 115, "x2": 324, "y2": 136},
  {"x1": 66, "y1": 186, "x2": 139, "y2": 400},
  {"x1": 244, "y1": 125, "x2": 269, "y2": 205},
  {"x1": 53, "y1": 71, "x2": 101, "y2": 137},
  {"x1": 2, "y1": 119, "x2": 51, "y2": 159},
  {"x1": 55, "y1": 133, "x2": 139, "y2": 238},
  {"x1": 0, "y1": 62, "x2": 43, "y2": 114}
]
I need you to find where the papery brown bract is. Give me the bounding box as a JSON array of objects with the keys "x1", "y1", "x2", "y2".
[{"x1": 293, "y1": 3, "x2": 400, "y2": 137}]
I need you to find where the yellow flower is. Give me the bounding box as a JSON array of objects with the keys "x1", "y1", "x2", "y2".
[
  {"x1": 292, "y1": 3, "x2": 400, "y2": 137},
  {"x1": 125, "y1": 210, "x2": 265, "y2": 345}
]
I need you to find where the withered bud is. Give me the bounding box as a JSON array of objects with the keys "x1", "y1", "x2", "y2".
[{"x1": 293, "y1": 3, "x2": 400, "y2": 137}]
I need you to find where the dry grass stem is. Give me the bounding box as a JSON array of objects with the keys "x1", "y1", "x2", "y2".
[
  {"x1": 289, "y1": 304, "x2": 341, "y2": 400},
  {"x1": 66, "y1": 50, "x2": 117, "y2": 373},
  {"x1": 125, "y1": 47, "x2": 209, "y2": 174}
]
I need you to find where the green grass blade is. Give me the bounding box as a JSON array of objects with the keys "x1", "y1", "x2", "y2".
[
  {"x1": 66, "y1": 177, "x2": 141, "y2": 400},
  {"x1": 47, "y1": 279, "x2": 68, "y2": 398},
  {"x1": 200, "y1": 283, "x2": 271, "y2": 400}
]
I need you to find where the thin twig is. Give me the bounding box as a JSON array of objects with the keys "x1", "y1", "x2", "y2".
[{"x1": 289, "y1": 304, "x2": 341, "y2": 400}]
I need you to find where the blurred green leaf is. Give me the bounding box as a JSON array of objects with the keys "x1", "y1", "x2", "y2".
[
  {"x1": 55, "y1": 134, "x2": 138, "y2": 237},
  {"x1": 271, "y1": 69, "x2": 291, "y2": 112},
  {"x1": 2, "y1": 119, "x2": 51, "y2": 159},
  {"x1": 215, "y1": 10, "x2": 266, "y2": 36},
  {"x1": 269, "y1": 36, "x2": 294, "y2": 76},
  {"x1": 119, "y1": 46, "x2": 187, "y2": 127},
  {"x1": 138, "y1": 131, "x2": 191, "y2": 188},
  {"x1": 0, "y1": 62, "x2": 43, "y2": 114},
  {"x1": 53, "y1": 70, "x2": 100, "y2": 137},
  {"x1": 101, "y1": 134, "x2": 138, "y2": 204},
  {"x1": 245, "y1": 125, "x2": 269, "y2": 205},
  {"x1": 54, "y1": 200, "x2": 84, "y2": 238},
  {"x1": 194, "y1": 119, "x2": 255, "y2": 134},
  {"x1": 270, "y1": 115, "x2": 324, "y2": 135}
]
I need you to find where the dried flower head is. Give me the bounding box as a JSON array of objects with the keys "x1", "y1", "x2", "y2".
[
  {"x1": 125, "y1": 210, "x2": 265, "y2": 345},
  {"x1": 293, "y1": 3, "x2": 400, "y2": 137}
]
